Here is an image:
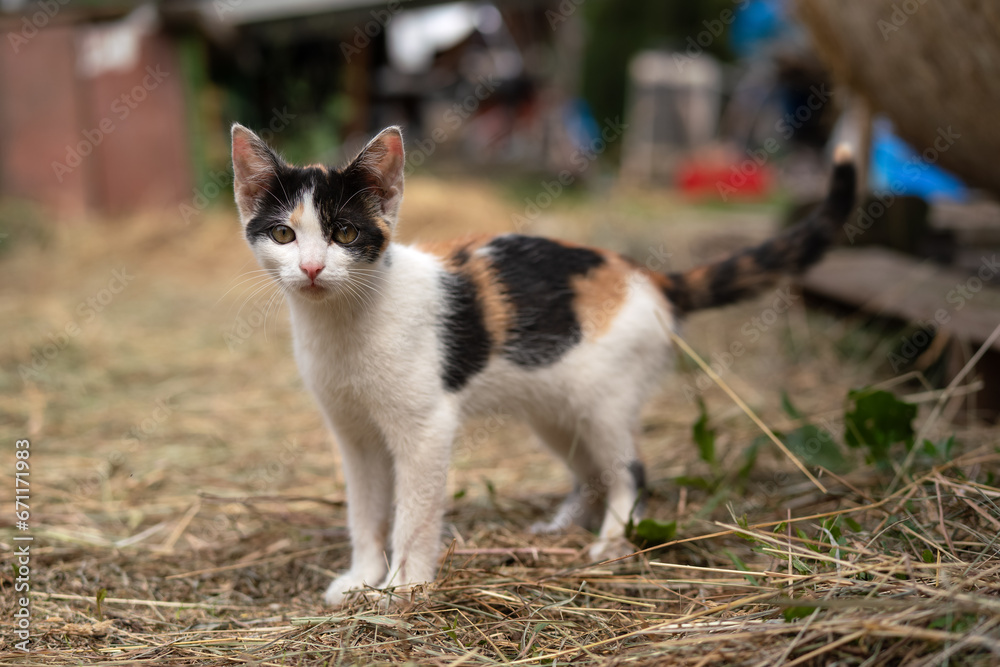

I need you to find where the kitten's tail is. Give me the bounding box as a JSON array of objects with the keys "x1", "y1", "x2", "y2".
[{"x1": 660, "y1": 144, "x2": 857, "y2": 315}]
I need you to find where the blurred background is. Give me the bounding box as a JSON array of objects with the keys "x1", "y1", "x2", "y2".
[
  {"x1": 4, "y1": 0, "x2": 996, "y2": 216},
  {"x1": 3, "y1": 3, "x2": 1000, "y2": 651},
  {"x1": 3, "y1": 0, "x2": 999, "y2": 416}
]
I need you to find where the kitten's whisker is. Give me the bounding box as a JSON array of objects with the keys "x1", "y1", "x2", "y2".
[
  {"x1": 224, "y1": 278, "x2": 274, "y2": 317},
  {"x1": 348, "y1": 277, "x2": 388, "y2": 303},
  {"x1": 334, "y1": 185, "x2": 381, "y2": 218},
  {"x1": 266, "y1": 164, "x2": 291, "y2": 204},
  {"x1": 260, "y1": 284, "x2": 284, "y2": 343},
  {"x1": 224, "y1": 275, "x2": 275, "y2": 313},
  {"x1": 256, "y1": 181, "x2": 287, "y2": 210},
  {"x1": 235, "y1": 279, "x2": 279, "y2": 320},
  {"x1": 340, "y1": 280, "x2": 371, "y2": 312},
  {"x1": 217, "y1": 272, "x2": 277, "y2": 304}
]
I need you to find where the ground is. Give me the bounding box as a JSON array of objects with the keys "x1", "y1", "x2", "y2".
[{"x1": 1, "y1": 176, "x2": 998, "y2": 665}]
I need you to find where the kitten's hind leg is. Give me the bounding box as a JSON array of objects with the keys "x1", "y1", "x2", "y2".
[
  {"x1": 590, "y1": 456, "x2": 647, "y2": 562},
  {"x1": 527, "y1": 418, "x2": 604, "y2": 535},
  {"x1": 572, "y1": 417, "x2": 647, "y2": 562},
  {"x1": 530, "y1": 482, "x2": 602, "y2": 535}
]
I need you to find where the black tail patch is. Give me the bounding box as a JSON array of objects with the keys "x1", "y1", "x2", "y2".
[{"x1": 662, "y1": 148, "x2": 856, "y2": 315}]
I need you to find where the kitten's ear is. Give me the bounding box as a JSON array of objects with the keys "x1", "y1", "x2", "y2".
[
  {"x1": 231, "y1": 124, "x2": 282, "y2": 224},
  {"x1": 348, "y1": 126, "x2": 405, "y2": 226}
]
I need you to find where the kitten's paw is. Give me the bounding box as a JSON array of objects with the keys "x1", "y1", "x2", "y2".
[
  {"x1": 323, "y1": 573, "x2": 375, "y2": 607},
  {"x1": 530, "y1": 517, "x2": 571, "y2": 535},
  {"x1": 588, "y1": 536, "x2": 635, "y2": 563}
]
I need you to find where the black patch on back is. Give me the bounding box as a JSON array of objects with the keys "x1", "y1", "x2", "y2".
[
  {"x1": 486, "y1": 235, "x2": 604, "y2": 367},
  {"x1": 439, "y1": 272, "x2": 491, "y2": 391},
  {"x1": 243, "y1": 163, "x2": 389, "y2": 264}
]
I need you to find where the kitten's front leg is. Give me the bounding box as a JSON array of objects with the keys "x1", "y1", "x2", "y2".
[
  {"x1": 323, "y1": 428, "x2": 393, "y2": 607},
  {"x1": 380, "y1": 410, "x2": 457, "y2": 599}
]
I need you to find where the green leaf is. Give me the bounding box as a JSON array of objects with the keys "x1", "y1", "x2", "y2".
[
  {"x1": 675, "y1": 475, "x2": 712, "y2": 491},
  {"x1": 791, "y1": 557, "x2": 812, "y2": 573},
  {"x1": 737, "y1": 438, "x2": 761, "y2": 482},
  {"x1": 783, "y1": 606, "x2": 816, "y2": 622},
  {"x1": 453, "y1": 488, "x2": 466, "y2": 500},
  {"x1": 784, "y1": 424, "x2": 848, "y2": 473},
  {"x1": 796, "y1": 528, "x2": 820, "y2": 553},
  {"x1": 844, "y1": 517, "x2": 863, "y2": 532},
  {"x1": 693, "y1": 399, "x2": 716, "y2": 466},
  {"x1": 724, "y1": 549, "x2": 759, "y2": 586},
  {"x1": 781, "y1": 391, "x2": 803, "y2": 419},
  {"x1": 922, "y1": 549, "x2": 935, "y2": 563},
  {"x1": 629, "y1": 518, "x2": 677, "y2": 549},
  {"x1": 922, "y1": 435, "x2": 956, "y2": 461},
  {"x1": 96, "y1": 587, "x2": 107, "y2": 621},
  {"x1": 844, "y1": 389, "x2": 917, "y2": 465}
]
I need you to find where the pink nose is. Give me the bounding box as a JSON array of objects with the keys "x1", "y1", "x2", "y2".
[{"x1": 300, "y1": 263, "x2": 324, "y2": 282}]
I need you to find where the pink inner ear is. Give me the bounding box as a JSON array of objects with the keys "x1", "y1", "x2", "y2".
[
  {"x1": 232, "y1": 131, "x2": 261, "y2": 181},
  {"x1": 372, "y1": 132, "x2": 404, "y2": 185},
  {"x1": 381, "y1": 132, "x2": 403, "y2": 162}
]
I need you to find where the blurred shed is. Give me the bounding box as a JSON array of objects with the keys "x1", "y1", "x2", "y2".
[{"x1": 0, "y1": 5, "x2": 192, "y2": 217}]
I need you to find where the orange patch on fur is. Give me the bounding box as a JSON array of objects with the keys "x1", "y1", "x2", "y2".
[
  {"x1": 288, "y1": 201, "x2": 306, "y2": 229},
  {"x1": 416, "y1": 235, "x2": 489, "y2": 268},
  {"x1": 572, "y1": 252, "x2": 635, "y2": 338},
  {"x1": 418, "y1": 235, "x2": 512, "y2": 348},
  {"x1": 374, "y1": 217, "x2": 392, "y2": 252}
]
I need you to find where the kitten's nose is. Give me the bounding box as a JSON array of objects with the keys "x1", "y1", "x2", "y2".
[{"x1": 300, "y1": 263, "x2": 324, "y2": 282}]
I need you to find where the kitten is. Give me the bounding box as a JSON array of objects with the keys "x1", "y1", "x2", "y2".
[{"x1": 230, "y1": 123, "x2": 856, "y2": 606}]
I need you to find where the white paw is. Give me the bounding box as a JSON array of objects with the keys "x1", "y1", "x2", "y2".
[
  {"x1": 588, "y1": 536, "x2": 635, "y2": 562},
  {"x1": 530, "y1": 517, "x2": 571, "y2": 535},
  {"x1": 323, "y1": 572, "x2": 375, "y2": 607}
]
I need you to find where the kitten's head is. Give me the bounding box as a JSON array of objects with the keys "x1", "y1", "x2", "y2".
[{"x1": 231, "y1": 124, "x2": 405, "y2": 301}]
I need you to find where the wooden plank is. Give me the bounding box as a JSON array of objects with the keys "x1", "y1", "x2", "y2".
[{"x1": 801, "y1": 248, "x2": 1000, "y2": 350}]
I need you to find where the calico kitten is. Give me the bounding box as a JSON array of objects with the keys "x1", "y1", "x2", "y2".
[{"x1": 230, "y1": 124, "x2": 856, "y2": 606}]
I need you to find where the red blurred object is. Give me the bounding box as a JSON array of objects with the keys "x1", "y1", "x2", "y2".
[{"x1": 675, "y1": 151, "x2": 773, "y2": 201}]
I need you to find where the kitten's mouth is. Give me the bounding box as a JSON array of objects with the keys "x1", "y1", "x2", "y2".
[{"x1": 297, "y1": 283, "x2": 328, "y2": 298}]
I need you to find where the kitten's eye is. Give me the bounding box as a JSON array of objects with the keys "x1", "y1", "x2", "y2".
[
  {"x1": 271, "y1": 225, "x2": 295, "y2": 244},
  {"x1": 334, "y1": 224, "x2": 359, "y2": 245}
]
